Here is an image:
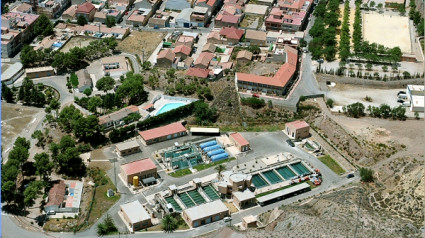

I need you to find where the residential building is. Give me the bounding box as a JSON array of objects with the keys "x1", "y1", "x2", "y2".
[
  {"x1": 1, "y1": 12, "x2": 39, "y2": 58},
  {"x1": 232, "y1": 189, "x2": 256, "y2": 209},
  {"x1": 257, "y1": 0, "x2": 275, "y2": 6},
  {"x1": 138, "y1": 122, "x2": 187, "y2": 145},
  {"x1": 190, "y1": 6, "x2": 210, "y2": 27},
  {"x1": 229, "y1": 132, "x2": 250, "y2": 152},
  {"x1": 165, "y1": 0, "x2": 191, "y2": 10},
  {"x1": 94, "y1": 9, "x2": 122, "y2": 23},
  {"x1": 127, "y1": 8, "x2": 152, "y2": 26},
  {"x1": 120, "y1": 201, "x2": 152, "y2": 231},
  {"x1": 148, "y1": 10, "x2": 171, "y2": 28},
  {"x1": 244, "y1": 4, "x2": 269, "y2": 16},
  {"x1": 194, "y1": 52, "x2": 214, "y2": 69},
  {"x1": 215, "y1": 4, "x2": 243, "y2": 28},
  {"x1": 235, "y1": 46, "x2": 298, "y2": 95},
  {"x1": 26, "y1": 66, "x2": 56, "y2": 79},
  {"x1": 219, "y1": 26, "x2": 244, "y2": 45},
  {"x1": 195, "y1": 0, "x2": 221, "y2": 14},
  {"x1": 176, "y1": 35, "x2": 194, "y2": 48},
  {"x1": 11, "y1": 3, "x2": 33, "y2": 13},
  {"x1": 75, "y1": 69, "x2": 92, "y2": 93},
  {"x1": 76, "y1": 2, "x2": 96, "y2": 22},
  {"x1": 266, "y1": 31, "x2": 304, "y2": 45},
  {"x1": 116, "y1": 140, "x2": 141, "y2": 156},
  {"x1": 265, "y1": 0, "x2": 312, "y2": 32},
  {"x1": 173, "y1": 45, "x2": 192, "y2": 59},
  {"x1": 236, "y1": 50, "x2": 253, "y2": 63},
  {"x1": 44, "y1": 180, "x2": 83, "y2": 214},
  {"x1": 245, "y1": 29, "x2": 267, "y2": 46},
  {"x1": 62, "y1": 5, "x2": 78, "y2": 20},
  {"x1": 175, "y1": 8, "x2": 193, "y2": 27},
  {"x1": 202, "y1": 43, "x2": 216, "y2": 53},
  {"x1": 186, "y1": 67, "x2": 210, "y2": 78},
  {"x1": 101, "y1": 56, "x2": 129, "y2": 77},
  {"x1": 109, "y1": 0, "x2": 137, "y2": 11},
  {"x1": 156, "y1": 49, "x2": 176, "y2": 68},
  {"x1": 120, "y1": 158, "x2": 157, "y2": 184},
  {"x1": 37, "y1": 0, "x2": 61, "y2": 19},
  {"x1": 182, "y1": 200, "x2": 229, "y2": 228},
  {"x1": 74, "y1": 24, "x2": 130, "y2": 39},
  {"x1": 98, "y1": 105, "x2": 140, "y2": 129},
  {"x1": 285, "y1": 120, "x2": 309, "y2": 140}
]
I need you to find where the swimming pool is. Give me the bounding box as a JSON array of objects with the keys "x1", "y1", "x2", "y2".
[{"x1": 155, "y1": 102, "x2": 186, "y2": 115}]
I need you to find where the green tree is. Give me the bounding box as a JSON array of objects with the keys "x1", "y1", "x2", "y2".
[
  {"x1": 194, "y1": 101, "x2": 218, "y2": 125},
  {"x1": 23, "y1": 181, "x2": 44, "y2": 208},
  {"x1": 31, "y1": 130, "x2": 46, "y2": 148},
  {"x1": 83, "y1": 88, "x2": 92, "y2": 96},
  {"x1": 326, "y1": 98, "x2": 334, "y2": 108},
  {"x1": 97, "y1": 214, "x2": 117, "y2": 236},
  {"x1": 359, "y1": 167, "x2": 374, "y2": 182},
  {"x1": 77, "y1": 15, "x2": 88, "y2": 26},
  {"x1": 344, "y1": 102, "x2": 365, "y2": 118},
  {"x1": 299, "y1": 38, "x2": 307, "y2": 48},
  {"x1": 379, "y1": 104, "x2": 392, "y2": 118},
  {"x1": 8, "y1": 145, "x2": 29, "y2": 167},
  {"x1": 96, "y1": 76, "x2": 115, "y2": 92},
  {"x1": 33, "y1": 14, "x2": 54, "y2": 37},
  {"x1": 2, "y1": 82, "x2": 14, "y2": 103},
  {"x1": 57, "y1": 147, "x2": 86, "y2": 177},
  {"x1": 162, "y1": 215, "x2": 178, "y2": 232},
  {"x1": 15, "y1": 137, "x2": 31, "y2": 149},
  {"x1": 70, "y1": 72, "x2": 79, "y2": 88},
  {"x1": 215, "y1": 164, "x2": 226, "y2": 178},
  {"x1": 116, "y1": 73, "x2": 148, "y2": 105},
  {"x1": 391, "y1": 106, "x2": 406, "y2": 120},
  {"x1": 34, "y1": 153, "x2": 53, "y2": 181},
  {"x1": 1, "y1": 181, "x2": 17, "y2": 203},
  {"x1": 247, "y1": 45, "x2": 261, "y2": 54},
  {"x1": 369, "y1": 1, "x2": 375, "y2": 8},
  {"x1": 87, "y1": 96, "x2": 103, "y2": 114},
  {"x1": 142, "y1": 61, "x2": 152, "y2": 70},
  {"x1": 105, "y1": 16, "x2": 116, "y2": 28}
]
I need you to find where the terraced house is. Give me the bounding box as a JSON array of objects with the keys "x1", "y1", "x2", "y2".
[{"x1": 265, "y1": 0, "x2": 312, "y2": 32}]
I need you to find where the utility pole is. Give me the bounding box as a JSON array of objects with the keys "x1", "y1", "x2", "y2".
[{"x1": 109, "y1": 158, "x2": 118, "y2": 193}]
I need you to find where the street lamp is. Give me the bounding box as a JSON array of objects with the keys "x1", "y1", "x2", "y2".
[{"x1": 109, "y1": 158, "x2": 118, "y2": 193}]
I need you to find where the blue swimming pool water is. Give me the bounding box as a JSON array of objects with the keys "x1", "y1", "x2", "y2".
[
  {"x1": 53, "y1": 42, "x2": 63, "y2": 48},
  {"x1": 156, "y1": 102, "x2": 185, "y2": 115}
]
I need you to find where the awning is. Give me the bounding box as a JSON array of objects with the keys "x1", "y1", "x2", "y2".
[{"x1": 142, "y1": 177, "x2": 156, "y2": 184}]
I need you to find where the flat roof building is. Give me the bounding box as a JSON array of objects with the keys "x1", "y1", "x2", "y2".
[
  {"x1": 182, "y1": 200, "x2": 229, "y2": 227},
  {"x1": 229, "y1": 132, "x2": 250, "y2": 152},
  {"x1": 101, "y1": 56, "x2": 130, "y2": 77},
  {"x1": 244, "y1": 4, "x2": 269, "y2": 16},
  {"x1": 120, "y1": 158, "x2": 157, "y2": 185},
  {"x1": 26, "y1": 66, "x2": 55, "y2": 79},
  {"x1": 232, "y1": 189, "x2": 256, "y2": 209},
  {"x1": 116, "y1": 140, "x2": 141, "y2": 156},
  {"x1": 98, "y1": 105, "x2": 140, "y2": 130},
  {"x1": 285, "y1": 120, "x2": 309, "y2": 140},
  {"x1": 120, "y1": 200, "x2": 152, "y2": 231},
  {"x1": 139, "y1": 122, "x2": 187, "y2": 145}
]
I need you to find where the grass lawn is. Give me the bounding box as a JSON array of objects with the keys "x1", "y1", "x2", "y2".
[
  {"x1": 86, "y1": 168, "x2": 120, "y2": 227},
  {"x1": 70, "y1": 72, "x2": 78, "y2": 88},
  {"x1": 192, "y1": 157, "x2": 235, "y2": 171},
  {"x1": 169, "y1": 168, "x2": 192, "y2": 177},
  {"x1": 318, "y1": 155, "x2": 346, "y2": 175}
]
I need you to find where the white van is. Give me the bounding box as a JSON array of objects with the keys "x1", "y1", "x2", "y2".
[{"x1": 398, "y1": 94, "x2": 408, "y2": 100}]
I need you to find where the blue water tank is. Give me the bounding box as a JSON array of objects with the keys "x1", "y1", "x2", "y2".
[
  {"x1": 211, "y1": 153, "x2": 229, "y2": 162},
  {"x1": 207, "y1": 149, "x2": 225, "y2": 157},
  {"x1": 203, "y1": 145, "x2": 221, "y2": 152},
  {"x1": 199, "y1": 140, "x2": 217, "y2": 149}
]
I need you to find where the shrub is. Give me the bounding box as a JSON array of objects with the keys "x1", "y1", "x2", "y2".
[
  {"x1": 241, "y1": 97, "x2": 266, "y2": 109},
  {"x1": 359, "y1": 167, "x2": 374, "y2": 182},
  {"x1": 326, "y1": 98, "x2": 334, "y2": 108}
]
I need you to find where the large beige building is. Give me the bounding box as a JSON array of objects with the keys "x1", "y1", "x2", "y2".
[
  {"x1": 120, "y1": 158, "x2": 157, "y2": 185},
  {"x1": 120, "y1": 200, "x2": 152, "y2": 231},
  {"x1": 182, "y1": 200, "x2": 229, "y2": 227}
]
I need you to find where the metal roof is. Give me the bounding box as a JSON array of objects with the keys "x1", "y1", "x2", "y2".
[
  {"x1": 183, "y1": 200, "x2": 228, "y2": 221},
  {"x1": 120, "y1": 200, "x2": 150, "y2": 224},
  {"x1": 256, "y1": 182, "x2": 310, "y2": 203},
  {"x1": 116, "y1": 140, "x2": 140, "y2": 152}
]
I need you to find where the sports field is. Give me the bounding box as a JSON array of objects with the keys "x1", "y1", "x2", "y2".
[{"x1": 363, "y1": 13, "x2": 411, "y2": 53}]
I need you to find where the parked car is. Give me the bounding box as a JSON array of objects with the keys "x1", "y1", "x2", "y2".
[
  {"x1": 286, "y1": 139, "x2": 295, "y2": 147},
  {"x1": 398, "y1": 94, "x2": 408, "y2": 100},
  {"x1": 402, "y1": 101, "x2": 411, "y2": 107},
  {"x1": 190, "y1": 26, "x2": 197, "y2": 29},
  {"x1": 397, "y1": 91, "x2": 406, "y2": 95},
  {"x1": 223, "y1": 217, "x2": 232, "y2": 222},
  {"x1": 347, "y1": 174, "x2": 354, "y2": 178},
  {"x1": 397, "y1": 99, "x2": 404, "y2": 103},
  {"x1": 252, "y1": 93, "x2": 260, "y2": 98}
]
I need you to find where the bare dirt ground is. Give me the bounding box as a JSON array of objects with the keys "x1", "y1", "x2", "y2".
[
  {"x1": 249, "y1": 62, "x2": 282, "y2": 76},
  {"x1": 116, "y1": 31, "x2": 165, "y2": 59},
  {"x1": 60, "y1": 37, "x2": 97, "y2": 53},
  {"x1": 1, "y1": 103, "x2": 43, "y2": 151}
]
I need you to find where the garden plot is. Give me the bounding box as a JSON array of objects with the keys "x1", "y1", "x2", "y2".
[{"x1": 362, "y1": 12, "x2": 412, "y2": 53}]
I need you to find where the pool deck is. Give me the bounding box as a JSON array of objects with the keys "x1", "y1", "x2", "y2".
[{"x1": 145, "y1": 95, "x2": 198, "y2": 117}]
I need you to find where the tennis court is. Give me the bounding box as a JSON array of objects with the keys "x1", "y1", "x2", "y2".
[
  {"x1": 276, "y1": 166, "x2": 297, "y2": 180},
  {"x1": 165, "y1": 197, "x2": 182, "y2": 212},
  {"x1": 261, "y1": 170, "x2": 283, "y2": 184},
  {"x1": 202, "y1": 185, "x2": 220, "y2": 200},
  {"x1": 187, "y1": 190, "x2": 206, "y2": 205},
  {"x1": 252, "y1": 174, "x2": 269, "y2": 188},
  {"x1": 178, "y1": 193, "x2": 196, "y2": 208},
  {"x1": 290, "y1": 162, "x2": 310, "y2": 175}
]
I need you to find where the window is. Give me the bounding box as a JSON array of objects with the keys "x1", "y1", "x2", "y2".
[
  {"x1": 193, "y1": 221, "x2": 199, "y2": 227},
  {"x1": 215, "y1": 215, "x2": 220, "y2": 221}
]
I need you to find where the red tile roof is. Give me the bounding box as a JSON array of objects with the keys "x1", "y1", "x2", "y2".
[
  {"x1": 143, "y1": 103, "x2": 154, "y2": 110},
  {"x1": 46, "y1": 180, "x2": 66, "y2": 207},
  {"x1": 286, "y1": 120, "x2": 309, "y2": 130},
  {"x1": 230, "y1": 132, "x2": 249, "y2": 146},
  {"x1": 76, "y1": 2, "x2": 95, "y2": 14},
  {"x1": 157, "y1": 49, "x2": 175, "y2": 61},
  {"x1": 219, "y1": 27, "x2": 244, "y2": 40},
  {"x1": 221, "y1": 14, "x2": 239, "y2": 24},
  {"x1": 186, "y1": 67, "x2": 210, "y2": 78},
  {"x1": 139, "y1": 122, "x2": 186, "y2": 141},
  {"x1": 194, "y1": 52, "x2": 214, "y2": 67},
  {"x1": 121, "y1": 158, "x2": 156, "y2": 176},
  {"x1": 236, "y1": 46, "x2": 297, "y2": 88},
  {"x1": 173, "y1": 45, "x2": 191, "y2": 55}
]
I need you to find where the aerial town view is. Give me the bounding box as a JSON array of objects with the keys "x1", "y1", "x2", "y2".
[{"x1": 0, "y1": 0, "x2": 424, "y2": 236}]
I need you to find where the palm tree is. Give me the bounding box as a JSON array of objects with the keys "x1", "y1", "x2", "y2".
[
  {"x1": 215, "y1": 164, "x2": 226, "y2": 179},
  {"x1": 162, "y1": 215, "x2": 177, "y2": 233}
]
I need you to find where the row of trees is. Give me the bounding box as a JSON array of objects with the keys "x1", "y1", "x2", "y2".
[
  {"x1": 343, "y1": 102, "x2": 406, "y2": 120},
  {"x1": 409, "y1": 0, "x2": 424, "y2": 36},
  {"x1": 20, "y1": 37, "x2": 118, "y2": 72},
  {"x1": 352, "y1": 2, "x2": 362, "y2": 53},
  {"x1": 241, "y1": 97, "x2": 266, "y2": 109},
  {"x1": 339, "y1": 0, "x2": 351, "y2": 61},
  {"x1": 308, "y1": 0, "x2": 340, "y2": 60}
]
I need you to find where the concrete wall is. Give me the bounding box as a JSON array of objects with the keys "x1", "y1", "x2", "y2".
[{"x1": 316, "y1": 74, "x2": 424, "y2": 89}]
